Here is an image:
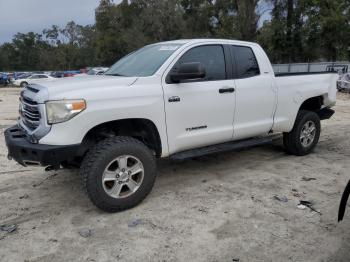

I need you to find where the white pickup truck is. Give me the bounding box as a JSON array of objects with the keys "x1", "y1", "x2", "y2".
[{"x1": 5, "y1": 39, "x2": 337, "y2": 212}]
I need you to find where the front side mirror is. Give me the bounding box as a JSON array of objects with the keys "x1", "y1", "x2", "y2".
[{"x1": 170, "y1": 62, "x2": 206, "y2": 83}]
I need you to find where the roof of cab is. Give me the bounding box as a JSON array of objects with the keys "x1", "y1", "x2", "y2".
[{"x1": 156, "y1": 38, "x2": 258, "y2": 47}]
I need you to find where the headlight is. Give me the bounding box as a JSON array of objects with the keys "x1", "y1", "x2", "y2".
[{"x1": 46, "y1": 99, "x2": 86, "y2": 124}]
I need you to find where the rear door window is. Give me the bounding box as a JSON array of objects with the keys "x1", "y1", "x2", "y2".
[{"x1": 231, "y1": 46, "x2": 260, "y2": 78}]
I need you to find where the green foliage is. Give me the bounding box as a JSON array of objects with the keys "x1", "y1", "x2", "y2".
[
  {"x1": 0, "y1": 0, "x2": 349, "y2": 71},
  {"x1": 0, "y1": 23, "x2": 98, "y2": 71},
  {"x1": 258, "y1": 0, "x2": 350, "y2": 63}
]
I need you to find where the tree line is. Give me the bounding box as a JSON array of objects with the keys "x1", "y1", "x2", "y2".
[{"x1": 0, "y1": 0, "x2": 349, "y2": 72}]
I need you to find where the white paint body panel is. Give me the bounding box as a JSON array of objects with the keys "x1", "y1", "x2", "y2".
[
  {"x1": 232, "y1": 44, "x2": 277, "y2": 140},
  {"x1": 35, "y1": 39, "x2": 337, "y2": 158},
  {"x1": 162, "y1": 78, "x2": 236, "y2": 153},
  {"x1": 273, "y1": 73, "x2": 338, "y2": 132},
  {"x1": 161, "y1": 41, "x2": 236, "y2": 154},
  {"x1": 39, "y1": 75, "x2": 169, "y2": 156}
]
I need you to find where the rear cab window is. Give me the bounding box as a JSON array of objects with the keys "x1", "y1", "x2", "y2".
[{"x1": 230, "y1": 46, "x2": 260, "y2": 79}]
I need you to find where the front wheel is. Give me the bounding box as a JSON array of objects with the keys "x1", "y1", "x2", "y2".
[
  {"x1": 20, "y1": 81, "x2": 28, "y2": 88},
  {"x1": 283, "y1": 110, "x2": 321, "y2": 156},
  {"x1": 80, "y1": 136, "x2": 157, "y2": 212}
]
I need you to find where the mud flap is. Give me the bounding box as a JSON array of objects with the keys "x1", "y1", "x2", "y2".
[{"x1": 317, "y1": 108, "x2": 335, "y2": 120}]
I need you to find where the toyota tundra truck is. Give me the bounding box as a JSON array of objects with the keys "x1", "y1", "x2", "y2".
[{"x1": 4, "y1": 39, "x2": 338, "y2": 212}]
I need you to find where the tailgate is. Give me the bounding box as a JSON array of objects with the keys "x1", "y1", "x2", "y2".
[{"x1": 325, "y1": 73, "x2": 338, "y2": 106}]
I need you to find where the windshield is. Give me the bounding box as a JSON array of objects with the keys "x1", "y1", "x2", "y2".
[{"x1": 105, "y1": 44, "x2": 182, "y2": 77}]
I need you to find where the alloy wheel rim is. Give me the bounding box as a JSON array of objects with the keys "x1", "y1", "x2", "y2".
[
  {"x1": 300, "y1": 121, "x2": 316, "y2": 148},
  {"x1": 102, "y1": 155, "x2": 144, "y2": 199}
]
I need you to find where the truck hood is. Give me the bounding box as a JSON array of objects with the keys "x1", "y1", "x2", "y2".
[{"x1": 30, "y1": 75, "x2": 138, "y2": 102}]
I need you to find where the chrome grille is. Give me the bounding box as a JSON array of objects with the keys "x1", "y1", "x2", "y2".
[{"x1": 19, "y1": 93, "x2": 40, "y2": 130}]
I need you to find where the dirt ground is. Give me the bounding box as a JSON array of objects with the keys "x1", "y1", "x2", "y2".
[{"x1": 0, "y1": 87, "x2": 350, "y2": 262}]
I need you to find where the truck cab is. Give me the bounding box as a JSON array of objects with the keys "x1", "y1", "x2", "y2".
[{"x1": 5, "y1": 39, "x2": 338, "y2": 212}]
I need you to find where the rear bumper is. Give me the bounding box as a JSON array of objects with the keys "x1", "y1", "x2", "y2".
[{"x1": 5, "y1": 125, "x2": 80, "y2": 167}]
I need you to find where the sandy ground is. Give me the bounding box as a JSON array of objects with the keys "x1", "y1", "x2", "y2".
[{"x1": 0, "y1": 87, "x2": 350, "y2": 262}]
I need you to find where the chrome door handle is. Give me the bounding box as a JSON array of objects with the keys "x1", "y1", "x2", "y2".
[{"x1": 168, "y1": 96, "x2": 180, "y2": 102}]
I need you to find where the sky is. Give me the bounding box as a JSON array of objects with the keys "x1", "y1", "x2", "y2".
[
  {"x1": 0, "y1": 0, "x2": 270, "y2": 44},
  {"x1": 0, "y1": 0, "x2": 120, "y2": 44}
]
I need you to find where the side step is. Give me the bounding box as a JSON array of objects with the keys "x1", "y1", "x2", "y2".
[{"x1": 170, "y1": 135, "x2": 281, "y2": 160}]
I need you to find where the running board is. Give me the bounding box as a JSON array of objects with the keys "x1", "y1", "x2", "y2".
[{"x1": 170, "y1": 135, "x2": 281, "y2": 160}]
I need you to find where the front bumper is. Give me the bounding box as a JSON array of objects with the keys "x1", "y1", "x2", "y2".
[{"x1": 5, "y1": 125, "x2": 80, "y2": 167}]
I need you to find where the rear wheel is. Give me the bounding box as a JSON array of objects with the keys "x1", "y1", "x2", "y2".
[
  {"x1": 283, "y1": 110, "x2": 321, "y2": 156},
  {"x1": 80, "y1": 136, "x2": 157, "y2": 212}
]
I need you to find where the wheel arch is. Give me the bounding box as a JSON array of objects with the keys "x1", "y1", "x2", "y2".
[
  {"x1": 272, "y1": 94, "x2": 331, "y2": 134},
  {"x1": 298, "y1": 94, "x2": 335, "y2": 120},
  {"x1": 80, "y1": 118, "x2": 163, "y2": 158},
  {"x1": 299, "y1": 95, "x2": 324, "y2": 112}
]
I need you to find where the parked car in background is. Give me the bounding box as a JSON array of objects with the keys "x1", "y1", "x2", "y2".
[
  {"x1": 51, "y1": 71, "x2": 80, "y2": 78},
  {"x1": 50, "y1": 71, "x2": 65, "y2": 78},
  {"x1": 75, "y1": 67, "x2": 109, "y2": 77},
  {"x1": 337, "y1": 73, "x2": 350, "y2": 92},
  {"x1": 16, "y1": 73, "x2": 32, "y2": 80},
  {"x1": 14, "y1": 72, "x2": 32, "y2": 80},
  {"x1": 80, "y1": 68, "x2": 88, "y2": 74},
  {"x1": 87, "y1": 67, "x2": 109, "y2": 75},
  {"x1": 0, "y1": 78, "x2": 6, "y2": 87},
  {"x1": 64, "y1": 70, "x2": 81, "y2": 77},
  {"x1": 0, "y1": 73, "x2": 10, "y2": 87},
  {"x1": 12, "y1": 74, "x2": 56, "y2": 87}
]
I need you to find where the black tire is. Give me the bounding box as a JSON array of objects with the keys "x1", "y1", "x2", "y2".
[
  {"x1": 20, "y1": 81, "x2": 28, "y2": 88},
  {"x1": 80, "y1": 136, "x2": 157, "y2": 212},
  {"x1": 60, "y1": 160, "x2": 80, "y2": 169},
  {"x1": 283, "y1": 110, "x2": 321, "y2": 156}
]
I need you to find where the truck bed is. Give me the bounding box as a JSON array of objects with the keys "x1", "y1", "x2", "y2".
[{"x1": 272, "y1": 71, "x2": 338, "y2": 133}]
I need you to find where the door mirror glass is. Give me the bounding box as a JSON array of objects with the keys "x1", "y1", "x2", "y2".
[{"x1": 170, "y1": 62, "x2": 206, "y2": 83}]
